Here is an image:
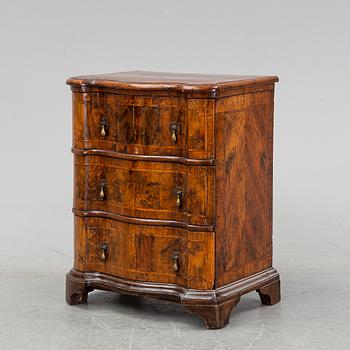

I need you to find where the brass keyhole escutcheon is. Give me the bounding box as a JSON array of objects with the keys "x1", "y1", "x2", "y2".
[
  {"x1": 99, "y1": 179, "x2": 107, "y2": 201},
  {"x1": 172, "y1": 252, "x2": 180, "y2": 273},
  {"x1": 100, "y1": 117, "x2": 108, "y2": 138},
  {"x1": 101, "y1": 243, "x2": 108, "y2": 261},
  {"x1": 169, "y1": 122, "x2": 180, "y2": 145}
]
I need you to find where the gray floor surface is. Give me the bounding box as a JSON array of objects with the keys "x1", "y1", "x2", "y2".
[{"x1": 1, "y1": 205, "x2": 349, "y2": 349}]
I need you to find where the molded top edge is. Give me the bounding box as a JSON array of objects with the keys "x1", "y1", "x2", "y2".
[{"x1": 66, "y1": 70, "x2": 279, "y2": 92}]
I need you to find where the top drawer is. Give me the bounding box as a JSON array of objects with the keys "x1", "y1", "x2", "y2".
[{"x1": 72, "y1": 92, "x2": 214, "y2": 160}]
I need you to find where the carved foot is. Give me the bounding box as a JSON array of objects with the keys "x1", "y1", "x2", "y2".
[
  {"x1": 184, "y1": 297, "x2": 240, "y2": 329},
  {"x1": 257, "y1": 279, "x2": 281, "y2": 305},
  {"x1": 66, "y1": 270, "x2": 92, "y2": 305}
]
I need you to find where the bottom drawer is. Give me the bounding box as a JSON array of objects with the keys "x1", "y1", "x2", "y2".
[{"x1": 74, "y1": 216, "x2": 214, "y2": 290}]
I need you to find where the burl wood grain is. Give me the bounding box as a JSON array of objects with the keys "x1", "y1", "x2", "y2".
[
  {"x1": 73, "y1": 154, "x2": 214, "y2": 226},
  {"x1": 74, "y1": 216, "x2": 215, "y2": 290},
  {"x1": 72, "y1": 92, "x2": 214, "y2": 160},
  {"x1": 215, "y1": 90, "x2": 275, "y2": 287}
]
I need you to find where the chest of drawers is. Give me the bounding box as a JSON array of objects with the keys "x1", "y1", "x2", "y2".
[{"x1": 65, "y1": 71, "x2": 281, "y2": 329}]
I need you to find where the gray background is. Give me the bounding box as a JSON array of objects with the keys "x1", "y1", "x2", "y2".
[{"x1": 1, "y1": 0, "x2": 349, "y2": 349}]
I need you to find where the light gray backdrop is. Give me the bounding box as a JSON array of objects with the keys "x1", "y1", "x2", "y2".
[{"x1": 1, "y1": 1, "x2": 349, "y2": 349}]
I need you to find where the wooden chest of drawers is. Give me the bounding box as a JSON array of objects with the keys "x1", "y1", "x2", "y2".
[{"x1": 66, "y1": 71, "x2": 281, "y2": 329}]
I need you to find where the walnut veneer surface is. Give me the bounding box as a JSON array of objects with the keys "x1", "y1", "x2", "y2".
[{"x1": 66, "y1": 70, "x2": 281, "y2": 329}]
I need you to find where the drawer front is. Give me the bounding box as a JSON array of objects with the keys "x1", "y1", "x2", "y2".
[
  {"x1": 72, "y1": 92, "x2": 214, "y2": 159},
  {"x1": 74, "y1": 216, "x2": 215, "y2": 289},
  {"x1": 74, "y1": 154, "x2": 214, "y2": 226}
]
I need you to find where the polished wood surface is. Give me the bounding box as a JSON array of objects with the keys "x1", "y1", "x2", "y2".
[
  {"x1": 72, "y1": 92, "x2": 214, "y2": 159},
  {"x1": 74, "y1": 154, "x2": 214, "y2": 226},
  {"x1": 67, "y1": 70, "x2": 278, "y2": 91},
  {"x1": 68, "y1": 71, "x2": 278, "y2": 98},
  {"x1": 66, "y1": 70, "x2": 280, "y2": 329},
  {"x1": 73, "y1": 216, "x2": 214, "y2": 289},
  {"x1": 215, "y1": 90, "x2": 274, "y2": 286},
  {"x1": 66, "y1": 267, "x2": 280, "y2": 329}
]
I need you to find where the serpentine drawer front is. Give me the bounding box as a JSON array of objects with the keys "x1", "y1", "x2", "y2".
[
  {"x1": 73, "y1": 216, "x2": 214, "y2": 290},
  {"x1": 73, "y1": 153, "x2": 214, "y2": 226},
  {"x1": 72, "y1": 92, "x2": 214, "y2": 160},
  {"x1": 66, "y1": 70, "x2": 281, "y2": 329}
]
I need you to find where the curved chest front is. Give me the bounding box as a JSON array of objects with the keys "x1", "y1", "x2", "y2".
[
  {"x1": 71, "y1": 90, "x2": 216, "y2": 292},
  {"x1": 66, "y1": 71, "x2": 280, "y2": 329},
  {"x1": 72, "y1": 92, "x2": 214, "y2": 160},
  {"x1": 73, "y1": 216, "x2": 214, "y2": 290},
  {"x1": 73, "y1": 153, "x2": 214, "y2": 226}
]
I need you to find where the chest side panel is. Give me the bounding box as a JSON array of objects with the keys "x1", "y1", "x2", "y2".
[{"x1": 215, "y1": 89, "x2": 274, "y2": 287}]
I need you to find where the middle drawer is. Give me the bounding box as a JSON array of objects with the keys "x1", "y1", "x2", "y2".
[{"x1": 74, "y1": 154, "x2": 214, "y2": 226}]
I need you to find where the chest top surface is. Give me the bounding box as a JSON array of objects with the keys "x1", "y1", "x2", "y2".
[{"x1": 67, "y1": 70, "x2": 278, "y2": 96}]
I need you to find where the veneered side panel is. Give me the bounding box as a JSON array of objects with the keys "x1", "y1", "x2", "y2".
[{"x1": 215, "y1": 90, "x2": 275, "y2": 287}]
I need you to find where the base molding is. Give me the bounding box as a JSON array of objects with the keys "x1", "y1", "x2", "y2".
[{"x1": 66, "y1": 267, "x2": 280, "y2": 329}]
